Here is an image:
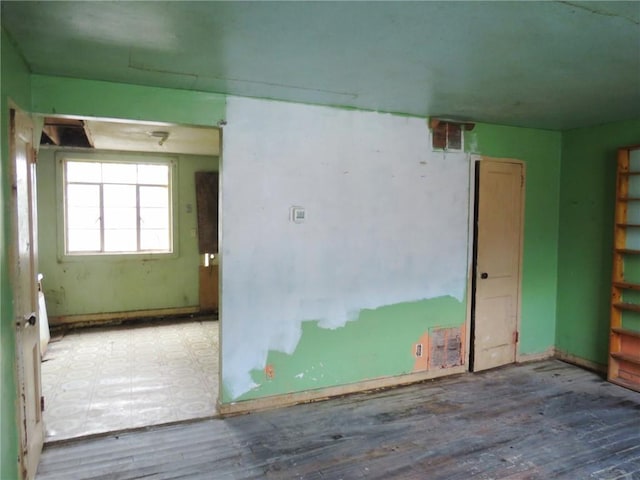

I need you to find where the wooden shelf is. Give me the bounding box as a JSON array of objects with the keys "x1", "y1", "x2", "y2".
[
  {"x1": 610, "y1": 352, "x2": 640, "y2": 366},
  {"x1": 614, "y1": 248, "x2": 640, "y2": 255},
  {"x1": 613, "y1": 302, "x2": 640, "y2": 312},
  {"x1": 611, "y1": 327, "x2": 640, "y2": 339},
  {"x1": 612, "y1": 281, "x2": 640, "y2": 290},
  {"x1": 609, "y1": 146, "x2": 640, "y2": 392},
  {"x1": 609, "y1": 377, "x2": 640, "y2": 393}
]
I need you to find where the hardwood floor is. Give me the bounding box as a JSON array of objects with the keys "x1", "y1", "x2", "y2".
[{"x1": 36, "y1": 360, "x2": 640, "y2": 480}]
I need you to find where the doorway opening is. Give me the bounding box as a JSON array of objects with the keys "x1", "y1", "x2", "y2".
[{"x1": 34, "y1": 115, "x2": 222, "y2": 441}]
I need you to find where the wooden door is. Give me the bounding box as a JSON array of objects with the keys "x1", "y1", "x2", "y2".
[
  {"x1": 10, "y1": 108, "x2": 44, "y2": 479},
  {"x1": 472, "y1": 159, "x2": 525, "y2": 372},
  {"x1": 195, "y1": 172, "x2": 219, "y2": 312}
]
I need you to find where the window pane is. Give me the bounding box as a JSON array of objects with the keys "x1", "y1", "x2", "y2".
[
  {"x1": 140, "y1": 186, "x2": 168, "y2": 207},
  {"x1": 140, "y1": 229, "x2": 169, "y2": 251},
  {"x1": 67, "y1": 184, "x2": 100, "y2": 207},
  {"x1": 67, "y1": 206, "x2": 100, "y2": 229},
  {"x1": 68, "y1": 229, "x2": 100, "y2": 252},
  {"x1": 66, "y1": 161, "x2": 102, "y2": 183},
  {"x1": 103, "y1": 184, "x2": 136, "y2": 208},
  {"x1": 104, "y1": 207, "x2": 136, "y2": 229},
  {"x1": 64, "y1": 160, "x2": 173, "y2": 255},
  {"x1": 104, "y1": 229, "x2": 137, "y2": 252},
  {"x1": 140, "y1": 208, "x2": 168, "y2": 229},
  {"x1": 138, "y1": 164, "x2": 169, "y2": 185},
  {"x1": 102, "y1": 163, "x2": 137, "y2": 184}
]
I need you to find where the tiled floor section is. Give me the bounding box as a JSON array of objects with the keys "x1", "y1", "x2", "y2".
[{"x1": 41, "y1": 318, "x2": 219, "y2": 442}]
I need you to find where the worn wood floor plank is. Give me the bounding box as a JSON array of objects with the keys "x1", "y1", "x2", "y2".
[{"x1": 37, "y1": 360, "x2": 640, "y2": 480}]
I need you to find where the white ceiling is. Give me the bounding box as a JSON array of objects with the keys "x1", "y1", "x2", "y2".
[
  {"x1": 3, "y1": 1, "x2": 640, "y2": 130},
  {"x1": 84, "y1": 120, "x2": 220, "y2": 156}
]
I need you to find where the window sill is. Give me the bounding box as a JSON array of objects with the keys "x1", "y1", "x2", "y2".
[{"x1": 58, "y1": 251, "x2": 179, "y2": 263}]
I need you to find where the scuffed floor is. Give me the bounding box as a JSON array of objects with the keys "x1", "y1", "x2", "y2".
[
  {"x1": 36, "y1": 360, "x2": 640, "y2": 479},
  {"x1": 41, "y1": 317, "x2": 219, "y2": 442}
]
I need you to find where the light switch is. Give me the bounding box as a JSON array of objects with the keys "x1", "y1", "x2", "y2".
[{"x1": 291, "y1": 206, "x2": 305, "y2": 223}]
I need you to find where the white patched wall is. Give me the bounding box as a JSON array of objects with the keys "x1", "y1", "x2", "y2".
[{"x1": 221, "y1": 97, "x2": 470, "y2": 399}]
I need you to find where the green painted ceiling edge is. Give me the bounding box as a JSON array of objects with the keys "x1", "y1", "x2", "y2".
[
  {"x1": 31, "y1": 74, "x2": 561, "y2": 137},
  {"x1": 30, "y1": 73, "x2": 433, "y2": 126},
  {"x1": 30, "y1": 75, "x2": 226, "y2": 127}
]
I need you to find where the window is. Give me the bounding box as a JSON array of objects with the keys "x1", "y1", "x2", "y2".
[{"x1": 63, "y1": 159, "x2": 173, "y2": 254}]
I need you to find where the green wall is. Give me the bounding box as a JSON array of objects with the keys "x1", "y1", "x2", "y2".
[
  {"x1": 230, "y1": 296, "x2": 466, "y2": 403},
  {"x1": 37, "y1": 149, "x2": 218, "y2": 319},
  {"x1": 31, "y1": 75, "x2": 226, "y2": 127},
  {"x1": 29, "y1": 75, "x2": 225, "y2": 320},
  {"x1": 1, "y1": 27, "x2": 32, "y2": 480},
  {"x1": 221, "y1": 116, "x2": 563, "y2": 404},
  {"x1": 469, "y1": 124, "x2": 562, "y2": 356},
  {"x1": 556, "y1": 120, "x2": 640, "y2": 366},
  {"x1": 2, "y1": 66, "x2": 629, "y2": 474},
  {"x1": 1, "y1": 72, "x2": 225, "y2": 478}
]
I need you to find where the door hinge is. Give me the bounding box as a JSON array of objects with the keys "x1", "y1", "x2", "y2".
[
  {"x1": 521, "y1": 175, "x2": 524, "y2": 188},
  {"x1": 41, "y1": 395, "x2": 45, "y2": 412},
  {"x1": 514, "y1": 331, "x2": 519, "y2": 343}
]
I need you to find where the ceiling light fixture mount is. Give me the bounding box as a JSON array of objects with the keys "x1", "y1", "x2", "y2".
[{"x1": 150, "y1": 130, "x2": 170, "y2": 146}]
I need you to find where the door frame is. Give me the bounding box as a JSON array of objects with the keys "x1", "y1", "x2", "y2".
[
  {"x1": 9, "y1": 103, "x2": 44, "y2": 480},
  {"x1": 469, "y1": 156, "x2": 526, "y2": 372}
]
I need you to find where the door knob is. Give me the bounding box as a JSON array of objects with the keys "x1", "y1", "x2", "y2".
[
  {"x1": 480, "y1": 272, "x2": 488, "y2": 279},
  {"x1": 25, "y1": 313, "x2": 36, "y2": 326}
]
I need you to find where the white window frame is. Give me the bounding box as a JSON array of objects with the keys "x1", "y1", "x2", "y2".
[{"x1": 56, "y1": 150, "x2": 179, "y2": 261}]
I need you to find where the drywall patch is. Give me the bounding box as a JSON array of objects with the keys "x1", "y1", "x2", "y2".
[
  {"x1": 429, "y1": 326, "x2": 464, "y2": 369},
  {"x1": 221, "y1": 97, "x2": 471, "y2": 400}
]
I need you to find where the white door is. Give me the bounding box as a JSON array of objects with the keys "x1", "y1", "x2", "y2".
[
  {"x1": 10, "y1": 108, "x2": 44, "y2": 479},
  {"x1": 473, "y1": 159, "x2": 525, "y2": 372}
]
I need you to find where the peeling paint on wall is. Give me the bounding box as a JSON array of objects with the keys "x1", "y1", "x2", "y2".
[
  {"x1": 265, "y1": 364, "x2": 275, "y2": 380},
  {"x1": 226, "y1": 296, "x2": 466, "y2": 402},
  {"x1": 221, "y1": 97, "x2": 471, "y2": 400}
]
